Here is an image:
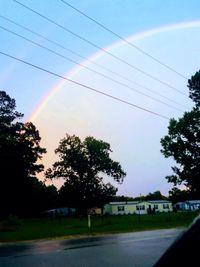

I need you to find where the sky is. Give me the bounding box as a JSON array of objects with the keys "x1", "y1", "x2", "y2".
[{"x1": 0, "y1": 0, "x2": 200, "y2": 197}]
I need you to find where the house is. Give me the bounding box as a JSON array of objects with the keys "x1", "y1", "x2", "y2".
[
  {"x1": 186, "y1": 200, "x2": 200, "y2": 210},
  {"x1": 173, "y1": 201, "x2": 188, "y2": 210},
  {"x1": 43, "y1": 207, "x2": 76, "y2": 217},
  {"x1": 104, "y1": 200, "x2": 173, "y2": 215},
  {"x1": 174, "y1": 200, "x2": 200, "y2": 211}
]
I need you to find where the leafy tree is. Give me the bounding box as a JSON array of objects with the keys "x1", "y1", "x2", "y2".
[
  {"x1": 58, "y1": 180, "x2": 117, "y2": 213},
  {"x1": 188, "y1": 70, "x2": 200, "y2": 107},
  {"x1": 144, "y1": 191, "x2": 168, "y2": 201},
  {"x1": 112, "y1": 195, "x2": 135, "y2": 202},
  {"x1": 132, "y1": 191, "x2": 168, "y2": 201},
  {"x1": 43, "y1": 184, "x2": 58, "y2": 210},
  {"x1": 25, "y1": 178, "x2": 58, "y2": 215},
  {"x1": 46, "y1": 134, "x2": 126, "y2": 214},
  {"x1": 161, "y1": 71, "x2": 200, "y2": 198},
  {"x1": 168, "y1": 187, "x2": 190, "y2": 204},
  {"x1": 0, "y1": 91, "x2": 46, "y2": 217},
  {"x1": 0, "y1": 91, "x2": 23, "y2": 124}
]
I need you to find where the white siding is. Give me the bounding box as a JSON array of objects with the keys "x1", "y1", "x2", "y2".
[{"x1": 104, "y1": 201, "x2": 173, "y2": 215}]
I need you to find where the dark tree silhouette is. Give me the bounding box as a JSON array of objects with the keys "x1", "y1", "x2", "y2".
[
  {"x1": 0, "y1": 91, "x2": 46, "y2": 217},
  {"x1": 161, "y1": 71, "x2": 200, "y2": 198},
  {"x1": 188, "y1": 70, "x2": 200, "y2": 108},
  {"x1": 168, "y1": 187, "x2": 190, "y2": 204},
  {"x1": 46, "y1": 134, "x2": 126, "y2": 214}
]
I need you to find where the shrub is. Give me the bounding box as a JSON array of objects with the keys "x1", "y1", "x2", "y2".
[{"x1": 0, "y1": 215, "x2": 22, "y2": 232}]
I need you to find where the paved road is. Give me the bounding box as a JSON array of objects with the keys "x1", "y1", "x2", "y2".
[{"x1": 0, "y1": 228, "x2": 184, "y2": 267}]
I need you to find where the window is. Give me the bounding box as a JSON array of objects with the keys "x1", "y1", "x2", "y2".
[
  {"x1": 118, "y1": 206, "x2": 125, "y2": 211},
  {"x1": 136, "y1": 205, "x2": 145, "y2": 210},
  {"x1": 154, "y1": 205, "x2": 158, "y2": 209},
  {"x1": 163, "y1": 204, "x2": 169, "y2": 209}
]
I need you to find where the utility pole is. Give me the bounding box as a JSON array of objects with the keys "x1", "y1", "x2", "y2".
[
  {"x1": 138, "y1": 193, "x2": 142, "y2": 223},
  {"x1": 88, "y1": 214, "x2": 91, "y2": 228}
]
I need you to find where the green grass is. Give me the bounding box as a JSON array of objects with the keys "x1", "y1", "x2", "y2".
[{"x1": 0, "y1": 211, "x2": 198, "y2": 242}]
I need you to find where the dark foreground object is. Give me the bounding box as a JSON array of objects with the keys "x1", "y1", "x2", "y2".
[{"x1": 154, "y1": 214, "x2": 200, "y2": 267}]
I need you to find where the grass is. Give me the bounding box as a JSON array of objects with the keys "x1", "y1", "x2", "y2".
[{"x1": 0, "y1": 211, "x2": 198, "y2": 242}]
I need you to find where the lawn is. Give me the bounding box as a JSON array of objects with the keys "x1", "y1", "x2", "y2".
[{"x1": 0, "y1": 211, "x2": 198, "y2": 242}]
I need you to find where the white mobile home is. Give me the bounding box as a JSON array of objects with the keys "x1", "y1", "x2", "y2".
[{"x1": 104, "y1": 200, "x2": 173, "y2": 215}]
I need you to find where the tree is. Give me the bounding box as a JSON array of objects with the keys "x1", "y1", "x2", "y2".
[
  {"x1": 144, "y1": 191, "x2": 168, "y2": 201},
  {"x1": 24, "y1": 177, "x2": 58, "y2": 215},
  {"x1": 46, "y1": 134, "x2": 126, "y2": 214},
  {"x1": 168, "y1": 187, "x2": 190, "y2": 204},
  {"x1": 188, "y1": 70, "x2": 200, "y2": 108},
  {"x1": 160, "y1": 71, "x2": 200, "y2": 198},
  {"x1": 0, "y1": 91, "x2": 46, "y2": 217},
  {"x1": 112, "y1": 195, "x2": 135, "y2": 202},
  {"x1": 0, "y1": 91, "x2": 23, "y2": 124}
]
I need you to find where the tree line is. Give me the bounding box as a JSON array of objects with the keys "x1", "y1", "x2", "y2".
[
  {"x1": 0, "y1": 70, "x2": 199, "y2": 218},
  {"x1": 0, "y1": 91, "x2": 125, "y2": 218}
]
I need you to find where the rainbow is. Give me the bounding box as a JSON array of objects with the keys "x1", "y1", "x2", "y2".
[{"x1": 27, "y1": 20, "x2": 200, "y2": 122}]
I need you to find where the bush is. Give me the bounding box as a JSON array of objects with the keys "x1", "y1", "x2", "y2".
[{"x1": 0, "y1": 215, "x2": 22, "y2": 232}]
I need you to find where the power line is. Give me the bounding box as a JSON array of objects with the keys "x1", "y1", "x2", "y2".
[
  {"x1": 0, "y1": 24, "x2": 184, "y2": 112},
  {"x1": 0, "y1": 50, "x2": 170, "y2": 120},
  {"x1": 60, "y1": 0, "x2": 188, "y2": 80},
  {"x1": 0, "y1": 14, "x2": 188, "y2": 110},
  {"x1": 12, "y1": 0, "x2": 188, "y2": 97}
]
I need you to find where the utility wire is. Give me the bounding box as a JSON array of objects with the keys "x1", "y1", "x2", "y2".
[
  {"x1": 60, "y1": 0, "x2": 188, "y2": 80},
  {"x1": 0, "y1": 14, "x2": 188, "y2": 109},
  {"x1": 0, "y1": 50, "x2": 170, "y2": 120},
  {"x1": 0, "y1": 25, "x2": 184, "y2": 112},
  {"x1": 12, "y1": 0, "x2": 188, "y2": 97}
]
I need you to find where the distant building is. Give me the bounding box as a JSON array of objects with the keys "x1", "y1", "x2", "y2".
[
  {"x1": 174, "y1": 200, "x2": 200, "y2": 211},
  {"x1": 173, "y1": 202, "x2": 188, "y2": 210},
  {"x1": 43, "y1": 207, "x2": 76, "y2": 217},
  {"x1": 104, "y1": 200, "x2": 173, "y2": 215}
]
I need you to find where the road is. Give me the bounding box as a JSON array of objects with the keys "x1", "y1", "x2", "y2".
[{"x1": 0, "y1": 228, "x2": 184, "y2": 267}]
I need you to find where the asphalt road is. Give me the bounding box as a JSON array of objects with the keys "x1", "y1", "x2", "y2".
[{"x1": 0, "y1": 228, "x2": 184, "y2": 267}]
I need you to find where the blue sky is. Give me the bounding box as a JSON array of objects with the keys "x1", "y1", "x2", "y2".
[{"x1": 0, "y1": 0, "x2": 200, "y2": 196}]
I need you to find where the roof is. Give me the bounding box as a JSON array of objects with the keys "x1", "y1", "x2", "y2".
[
  {"x1": 186, "y1": 200, "x2": 200, "y2": 204},
  {"x1": 174, "y1": 202, "x2": 186, "y2": 205},
  {"x1": 106, "y1": 200, "x2": 171, "y2": 205},
  {"x1": 148, "y1": 200, "x2": 171, "y2": 204},
  {"x1": 44, "y1": 207, "x2": 75, "y2": 212},
  {"x1": 108, "y1": 201, "x2": 139, "y2": 205}
]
